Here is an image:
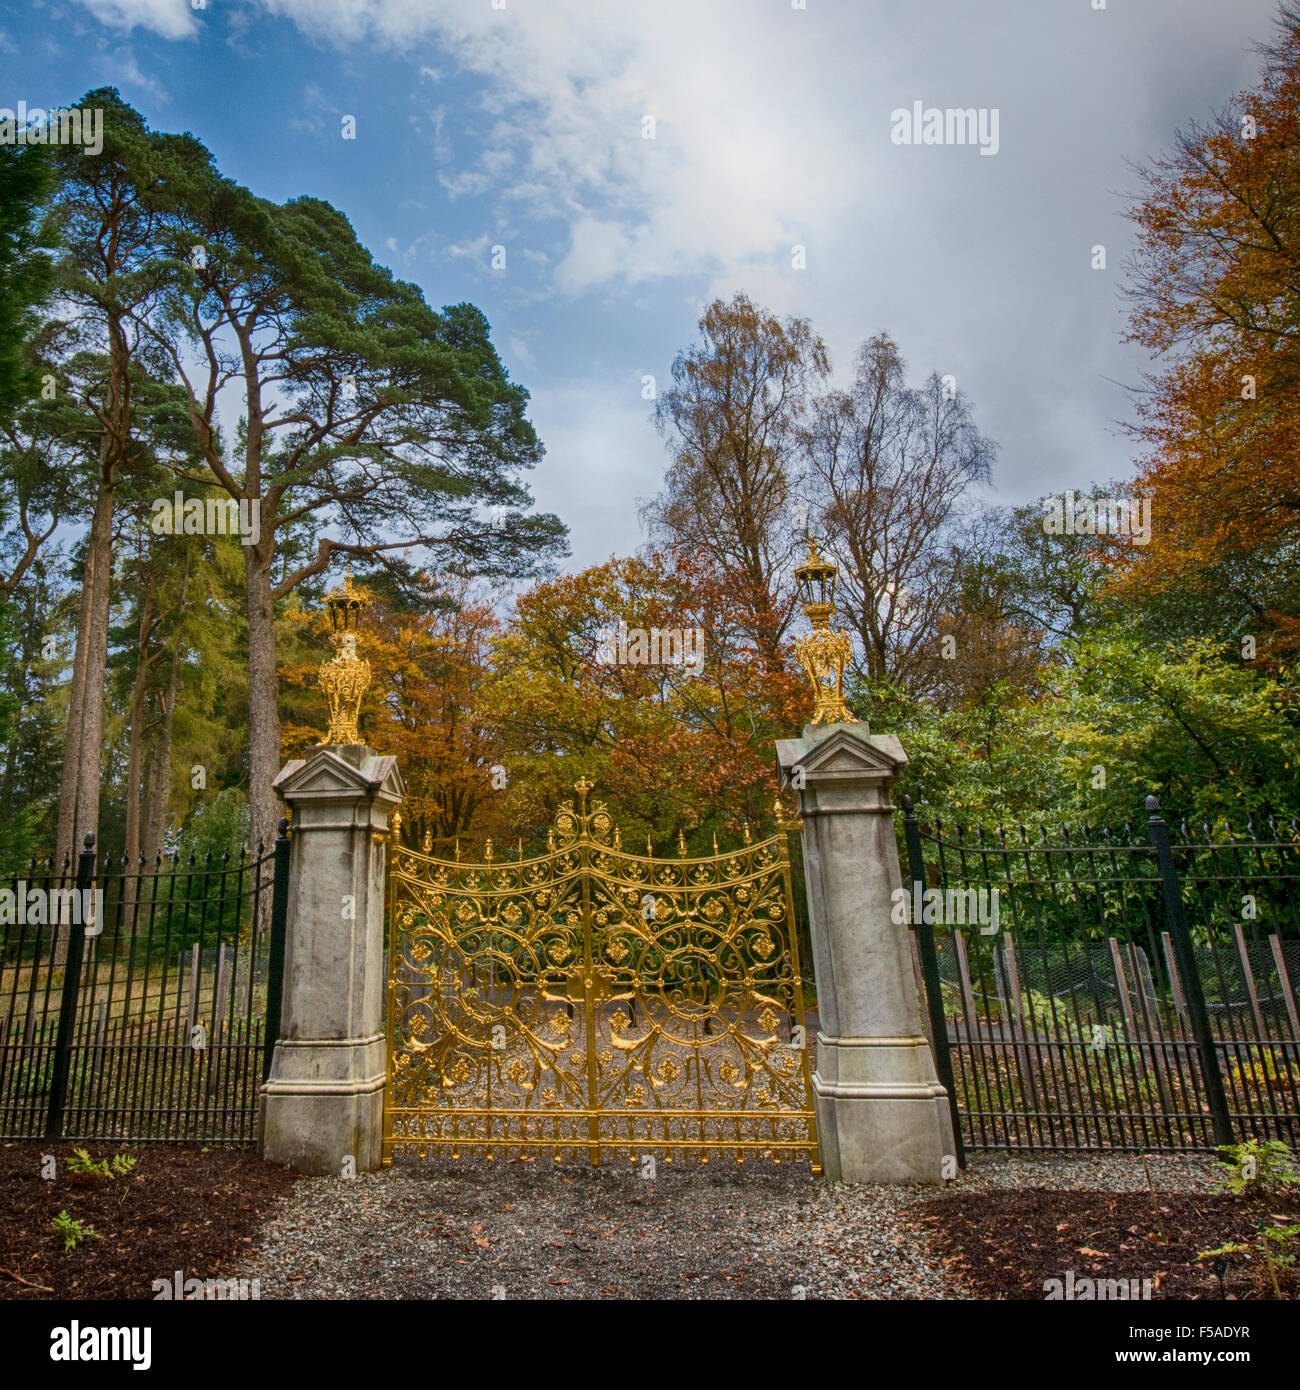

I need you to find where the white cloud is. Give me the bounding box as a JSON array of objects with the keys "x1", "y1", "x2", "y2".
[
  {"x1": 253, "y1": 0, "x2": 868, "y2": 301},
  {"x1": 75, "y1": 0, "x2": 199, "y2": 39},
  {"x1": 102, "y1": 46, "x2": 170, "y2": 102},
  {"x1": 443, "y1": 232, "x2": 492, "y2": 262},
  {"x1": 524, "y1": 378, "x2": 663, "y2": 570},
  {"x1": 71, "y1": 0, "x2": 1289, "y2": 536},
  {"x1": 505, "y1": 334, "x2": 536, "y2": 373}
]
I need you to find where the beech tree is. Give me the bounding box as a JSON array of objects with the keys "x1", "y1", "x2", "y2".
[
  {"x1": 479, "y1": 553, "x2": 808, "y2": 848},
  {"x1": 1121, "y1": 6, "x2": 1300, "y2": 652}
]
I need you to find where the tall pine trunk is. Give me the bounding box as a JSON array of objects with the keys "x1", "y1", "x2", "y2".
[
  {"x1": 55, "y1": 559, "x2": 95, "y2": 866},
  {"x1": 244, "y1": 548, "x2": 281, "y2": 860},
  {"x1": 73, "y1": 471, "x2": 115, "y2": 857},
  {"x1": 142, "y1": 651, "x2": 179, "y2": 867},
  {"x1": 124, "y1": 588, "x2": 154, "y2": 867}
]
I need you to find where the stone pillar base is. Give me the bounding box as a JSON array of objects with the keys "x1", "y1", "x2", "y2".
[
  {"x1": 812, "y1": 1032, "x2": 950, "y2": 1184},
  {"x1": 261, "y1": 1034, "x2": 387, "y2": 1175}
]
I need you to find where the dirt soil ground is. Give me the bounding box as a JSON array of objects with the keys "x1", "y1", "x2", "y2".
[
  {"x1": 913, "y1": 1188, "x2": 1300, "y2": 1300},
  {"x1": 4, "y1": 1143, "x2": 1289, "y2": 1301},
  {"x1": 0, "y1": 1141, "x2": 298, "y2": 1300}
]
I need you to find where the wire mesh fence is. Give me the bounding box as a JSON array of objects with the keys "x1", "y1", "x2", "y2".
[
  {"x1": 902, "y1": 799, "x2": 1300, "y2": 1154},
  {"x1": 0, "y1": 830, "x2": 289, "y2": 1144}
]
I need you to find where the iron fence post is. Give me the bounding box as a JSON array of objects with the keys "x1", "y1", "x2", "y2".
[
  {"x1": 1146, "y1": 796, "x2": 1233, "y2": 1148},
  {"x1": 902, "y1": 796, "x2": 966, "y2": 1168},
  {"x1": 262, "y1": 818, "x2": 291, "y2": 1084},
  {"x1": 45, "y1": 833, "x2": 96, "y2": 1140}
]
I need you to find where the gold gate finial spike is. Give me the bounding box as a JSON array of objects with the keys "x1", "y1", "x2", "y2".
[
  {"x1": 677, "y1": 829, "x2": 687, "y2": 857},
  {"x1": 484, "y1": 837, "x2": 493, "y2": 862},
  {"x1": 574, "y1": 776, "x2": 593, "y2": 814},
  {"x1": 742, "y1": 820, "x2": 751, "y2": 845},
  {"x1": 646, "y1": 835, "x2": 653, "y2": 859},
  {"x1": 712, "y1": 831, "x2": 719, "y2": 856},
  {"x1": 613, "y1": 825, "x2": 622, "y2": 850}
]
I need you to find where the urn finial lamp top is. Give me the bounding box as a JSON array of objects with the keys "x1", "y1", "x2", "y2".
[
  {"x1": 792, "y1": 538, "x2": 859, "y2": 727},
  {"x1": 317, "y1": 566, "x2": 372, "y2": 745},
  {"x1": 794, "y1": 537, "x2": 838, "y2": 626},
  {"x1": 325, "y1": 565, "x2": 366, "y2": 636}
]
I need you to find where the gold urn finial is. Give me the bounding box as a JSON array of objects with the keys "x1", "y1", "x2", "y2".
[
  {"x1": 317, "y1": 566, "x2": 372, "y2": 745},
  {"x1": 792, "y1": 538, "x2": 859, "y2": 727}
]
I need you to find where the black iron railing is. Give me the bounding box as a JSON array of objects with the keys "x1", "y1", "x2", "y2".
[
  {"x1": 902, "y1": 797, "x2": 1300, "y2": 1154},
  {"x1": 0, "y1": 823, "x2": 290, "y2": 1144}
]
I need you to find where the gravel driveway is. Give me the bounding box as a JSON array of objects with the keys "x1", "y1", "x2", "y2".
[{"x1": 229, "y1": 1150, "x2": 1216, "y2": 1300}]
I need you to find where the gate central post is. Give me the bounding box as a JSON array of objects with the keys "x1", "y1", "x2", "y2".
[{"x1": 260, "y1": 742, "x2": 404, "y2": 1175}]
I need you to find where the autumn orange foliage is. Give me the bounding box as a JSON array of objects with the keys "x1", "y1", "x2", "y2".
[{"x1": 1117, "y1": 18, "x2": 1300, "y2": 649}]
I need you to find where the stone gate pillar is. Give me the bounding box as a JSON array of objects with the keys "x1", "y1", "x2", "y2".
[
  {"x1": 776, "y1": 724, "x2": 951, "y2": 1183},
  {"x1": 260, "y1": 743, "x2": 404, "y2": 1175}
]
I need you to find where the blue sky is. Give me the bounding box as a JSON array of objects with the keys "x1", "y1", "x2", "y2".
[{"x1": 1, "y1": 0, "x2": 1284, "y2": 569}]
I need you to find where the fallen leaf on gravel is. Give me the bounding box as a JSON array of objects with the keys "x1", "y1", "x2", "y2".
[
  {"x1": 474, "y1": 1236, "x2": 490, "y2": 1248},
  {"x1": 1077, "y1": 1247, "x2": 1109, "y2": 1258}
]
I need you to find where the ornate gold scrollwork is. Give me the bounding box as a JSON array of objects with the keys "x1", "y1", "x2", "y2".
[{"x1": 382, "y1": 781, "x2": 818, "y2": 1168}]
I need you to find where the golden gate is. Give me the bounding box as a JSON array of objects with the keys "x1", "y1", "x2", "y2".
[{"x1": 382, "y1": 780, "x2": 818, "y2": 1167}]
